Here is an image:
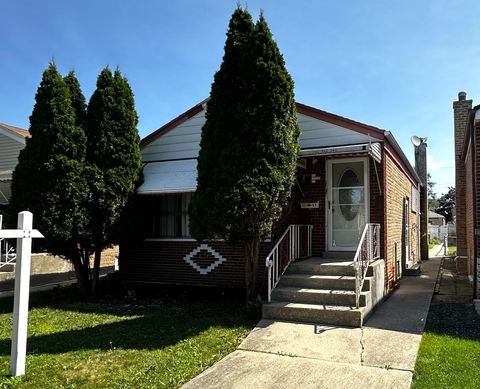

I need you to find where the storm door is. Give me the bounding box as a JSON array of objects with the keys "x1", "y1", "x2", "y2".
[{"x1": 327, "y1": 158, "x2": 369, "y2": 251}]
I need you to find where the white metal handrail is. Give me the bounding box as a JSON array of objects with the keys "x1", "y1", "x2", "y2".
[
  {"x1": 353, "y1": 223, "x2": 381, "y2": 308},
  {"x1": 265, "y1": 224, "x2": 313, "y2": 302},
  {"x1": 0, "y1": 215, "x2": 16, "y2": 270}
]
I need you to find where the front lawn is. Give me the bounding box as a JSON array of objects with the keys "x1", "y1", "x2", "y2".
[
  {"x1": 412, "y1": 332, "x2": 480, "y2": 389},
  {"x1": 0, "y1": 280, "x2": 257, "y2": 388},
  {"x1": 412, "y1": 299, "x2": 480, "y2": 388}
]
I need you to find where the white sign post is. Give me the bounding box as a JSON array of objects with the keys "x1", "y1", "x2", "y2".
[{"x1": 0, "y1": 211, "x2": 43, "y2": 377}]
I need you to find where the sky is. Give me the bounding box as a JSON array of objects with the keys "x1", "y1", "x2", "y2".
[{"x1": 2, "y1": 1, "x2": 480, "y2": 196}]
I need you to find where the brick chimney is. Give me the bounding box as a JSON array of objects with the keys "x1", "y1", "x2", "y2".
[{"x1": 453, "y1": 91, "x2": 472, "y2": 258}]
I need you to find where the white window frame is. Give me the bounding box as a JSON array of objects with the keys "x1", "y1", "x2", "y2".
[{"x1": 411, "y1": 186, "x2": 420, "y2": 214}]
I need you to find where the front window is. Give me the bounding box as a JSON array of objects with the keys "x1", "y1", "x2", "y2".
[{"x1": 144, "y1": 193, "x2": 192, "y2": 238}]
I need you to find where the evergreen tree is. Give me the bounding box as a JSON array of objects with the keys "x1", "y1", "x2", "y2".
[
  {"x1": 9, "y1": 63, "x2": 91, "y2": 293},
  {"x1": 86, "y1": 67, "x2": 142, "y2": 294},
  {"x1": 64, "y1": 71, "x2": 87, "y2": 129},
  {"x1": 189, "y1": 8, "x2": 300, "y2": 301}
]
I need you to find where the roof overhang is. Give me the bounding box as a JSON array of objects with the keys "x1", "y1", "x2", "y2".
[
  {"x1": 299, "y1": 142, "x2": 382, "y2": 163},
  {"x1": 384, "y1": 132, "x2": 421, "y2": 187},
  {"x1": 0, "y1": 124, "x2": 28, "y2": 144},
  {"x1": 137, "y1": 159, "x2": 197, "y2": 195},
  {"x1": 0, "y1": 171, "x2": 12, "y2": 182}
]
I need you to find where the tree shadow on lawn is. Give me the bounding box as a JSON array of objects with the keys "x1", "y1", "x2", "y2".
[
  {"x1": 0, "y1": 307, "x2": 251, "y2": 356},
  {"x1": 0, "y1": 279, "x2": 258, "y2": 356}
]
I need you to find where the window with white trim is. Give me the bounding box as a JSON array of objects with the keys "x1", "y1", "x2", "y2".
[{"x1": 411, "y1": 186, "x2": 419, "y2": 213}]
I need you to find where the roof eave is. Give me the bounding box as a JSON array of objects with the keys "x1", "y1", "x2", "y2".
[
  {"x1": 384, "y1": 131, "x2": 421, "y2": 185},
  {"x1": 0, "y1": 124, "x2": 29, "y2": 144}
]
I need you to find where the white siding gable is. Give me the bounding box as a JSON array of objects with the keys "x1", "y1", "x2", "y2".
[
  {"x1": 297, "y1": 113, "x2": 381, "y2": 149},
  {"x1": 0, "y1": 133, "x2": 24, "y2": 175},
  {"x1": 142, "y1": 111, "x2": 206, "y2": 162},
  {"x1": 141, "y1": 109, "x2": 383, "y2": 161}
]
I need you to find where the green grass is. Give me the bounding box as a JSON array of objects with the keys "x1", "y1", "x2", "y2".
[
  {"x1": 428, "y1": 238, "x2": 441, "y2": 249},
  {"x1": 0, "y1": 281, "x2": 258, "y2": 388},
  {"x1": 413, "y1": 332, "x2": 480, "y2": 389},
  {"x1": 447, "y1": 246, "x2": 456, "y2": 255}
]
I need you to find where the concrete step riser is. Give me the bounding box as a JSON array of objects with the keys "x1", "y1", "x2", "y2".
[
  {"x1": 263, "y1": 305, "x2": 362, "y2": 327},
  {"x1": 271, "y1": 289, "x2": 367, "y2": 307},
  {"x1": 0, "y1": 264, "x2": 15, "y2": 272},
  {"x1": 279, "y1": 277, "x2": 371, "y2": 291},
  {"x1": 288, "y1": 263, "x2": 374, "y2": 277}
]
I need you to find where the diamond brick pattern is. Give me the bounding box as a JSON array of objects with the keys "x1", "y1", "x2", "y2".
[{"x1": 183, "y1": 244, "x2": 226, "y2": 275}]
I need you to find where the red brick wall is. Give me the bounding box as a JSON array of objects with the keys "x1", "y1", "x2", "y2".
[
  {"x1": 279, "y1": 155, "x2": 384, "y2": 257},
  {"x1": 465, "y1": 146, "x2": 474, "y2": 276},
  {"x1": 120, "y1": 240, "x2": 270, "y2": 288},
  {"x1": 467, "y1": 125, "x2": 480, "y2": 299},
  {"x1": 384, "y1": 153, "x2": 421, "y2": 290},
  {"x1": 453, "y1": 95, "x2": 472, "y2": 258},
  {"x1": 475, "y1": 123, "x2": 480, "y2": 297},
  {"x1": 369, "y1": 156, "x2": 385, "y2": 259},
  {"x1": 120, "y1": 154, "x2": 390, "y2": 289},
  {"x1": 278, "y1": 156, "x2": 325, "y2": 256}
]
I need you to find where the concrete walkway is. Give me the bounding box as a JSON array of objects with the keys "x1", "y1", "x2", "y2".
[
  {"x1": 429, "y1": 243, "x2": 447, "y2": 258},
  {"x1": 183, "y1": 257, "x2": 442, "y2": 389}
]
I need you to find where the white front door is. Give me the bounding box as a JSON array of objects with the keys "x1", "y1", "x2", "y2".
[{"x1": 327, "y1": 158, "x2": 369, "y2": 251}]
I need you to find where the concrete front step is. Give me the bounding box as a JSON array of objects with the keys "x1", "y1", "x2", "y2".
[
  {"x1": 271, "y1": 286, "x2": 369, "y2": 307},
  {"x1": 288, "y1": 258, "x2": 374, "y2": 277},
  {"x1": 279, "y1": 273, "x2": 372, "y2": 291},
  {"x1": 262, "y1": 301, "x2": 364, "y2": 327},
  {"x1": 0, "y1": 263, "x2": 15, "y2": 272}
]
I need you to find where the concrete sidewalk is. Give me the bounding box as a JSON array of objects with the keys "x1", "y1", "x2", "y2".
[
  {"x1": 183, "y1": 258, "x2": 442, "y2": 389},
  {"x1": 429, "y1": 243, "x2": 446, "y2": 258}
]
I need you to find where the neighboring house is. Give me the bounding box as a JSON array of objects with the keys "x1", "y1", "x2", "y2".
[
  {"x1": 453, "y1": 91, "x2": 480, "y2": 300},
  {"x1": 428, "y1": 211, "x2": 445, "y2": 226},
  {"x1": 0, "y1": 123, "x2": 29, "y2": 209},
  {"x1": 120, "y1": 100, "x2": 422, "y2": 326}
]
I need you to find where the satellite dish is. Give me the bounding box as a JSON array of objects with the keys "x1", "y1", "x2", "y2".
[{"x1": 411, "y1": 135, "x2": 422, "y2": 146}]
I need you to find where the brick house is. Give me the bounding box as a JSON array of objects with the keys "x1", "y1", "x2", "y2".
[
  {"x1": 120, "y1": 101, "x2": 422, "y2": 324},
  {"x1": 0, "y1": 123, "x2": 29, "y2": 211},
  {"x1": 453, "y1": 91, "x2": 480, "y2": 300}
]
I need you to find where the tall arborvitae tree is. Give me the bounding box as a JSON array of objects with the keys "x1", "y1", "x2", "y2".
[
  {"x1": 62, "y1": 70, "x2": 95, "y2": 293},
  {"x1": 189, "y1": 8, "x2": 300, "y2": 301},
  {"x1": 9, "y1": 63, "x2": 90, "y2": 294},
  {"x1": 64, "y1": 71, "x2": 87, "y2": 128},
  {"x1": 86, "y1": 67, "x2": 142, "y2": 294}
]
